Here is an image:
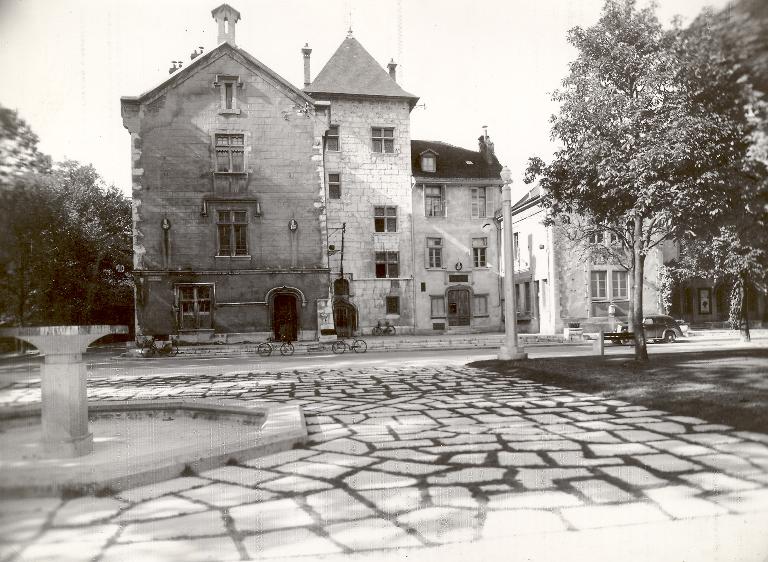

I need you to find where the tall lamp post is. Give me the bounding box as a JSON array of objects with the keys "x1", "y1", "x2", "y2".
[{"x1": 499, "y1": 166, "x2": 527, "y2": 361}]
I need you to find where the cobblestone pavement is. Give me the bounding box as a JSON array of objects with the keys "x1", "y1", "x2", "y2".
[{"x1": 2, "y1": 365, "x2": 768, "y2": 561}]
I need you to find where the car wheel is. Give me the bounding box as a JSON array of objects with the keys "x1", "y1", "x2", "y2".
[{"x1": 664, "y1": 330, "x2": 677, "y2": 343}]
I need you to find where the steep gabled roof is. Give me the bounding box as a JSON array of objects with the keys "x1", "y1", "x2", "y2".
[
  {"x1": 411, "y1": 140, "x2": 502, "y2": 180},
  {"x1": 121, "y1": 42, "x2": 314, "y2": 107},
  {"x1": 305, "y1": 36, "x2": 418, "y2": 106}
]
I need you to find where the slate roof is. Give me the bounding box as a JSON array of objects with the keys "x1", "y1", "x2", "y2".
[
  {"x1": 411, "y1": 140, "x2": 502, "y2": 180},
  {"x1": 305, "y1": 36, "x2": 418, "y2": 106}
]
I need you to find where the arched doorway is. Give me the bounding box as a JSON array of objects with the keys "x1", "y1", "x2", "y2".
[
  {"x1": 333, "y1": 300, "x2": 357, "y2": 337},
  {"x1": 446, "y1": 286, "x2": 471, "y2": 326},
  {"x1": 273, "y1": 293, "x2": 298, "y2": 341}
]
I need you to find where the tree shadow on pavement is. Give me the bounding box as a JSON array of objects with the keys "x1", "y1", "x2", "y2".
[{"x1": 471, "y1": 348, "x2": 768, "y2": 433}]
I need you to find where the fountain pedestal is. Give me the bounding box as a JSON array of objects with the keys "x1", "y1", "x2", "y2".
[{"x1": 0, "y1": 325, "x2": 128, "y2": 457}]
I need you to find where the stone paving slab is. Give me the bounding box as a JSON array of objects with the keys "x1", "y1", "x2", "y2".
[{"x1": 1, "y1": 364, "x2": 767, "y2": 560}]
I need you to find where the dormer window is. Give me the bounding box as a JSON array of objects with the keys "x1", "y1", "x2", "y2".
[
  {"x1": 419, "y1": 150, "x2": 438, "y2": 173},
  {"x1": 421, "y1": 155, "x2": 436, "y2": 172},
  {"x1": 214, "y1": 74, "x2": 242, "y2": 114}
]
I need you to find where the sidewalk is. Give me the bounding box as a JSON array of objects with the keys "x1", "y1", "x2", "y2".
[{"x1": 124, "y1": 328, "x2": 768, "y2": 359}]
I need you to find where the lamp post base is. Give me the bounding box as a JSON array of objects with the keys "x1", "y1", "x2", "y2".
[{"x1": 498, "y1": 346, "x2": 528, "y2": 361}]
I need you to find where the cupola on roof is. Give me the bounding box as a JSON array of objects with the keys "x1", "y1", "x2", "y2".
[{"x1": 305, "y1": 36, "x2": 418, "y2": 107}]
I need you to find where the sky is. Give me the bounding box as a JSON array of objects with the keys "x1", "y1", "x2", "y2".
[{"x1": 0, "y1": 0, "x2": 731, "y2": 200}]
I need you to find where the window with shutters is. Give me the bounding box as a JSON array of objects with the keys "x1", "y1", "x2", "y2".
[
  {"x1": 427, "y1": 238, "x2": 442, "y2": 268},
  {"x1": 472, "y1": 237, "x2": 487, "y2": 267},
  {"x1": 471, "y1": 187, "x2": 487, "y2": 218}
]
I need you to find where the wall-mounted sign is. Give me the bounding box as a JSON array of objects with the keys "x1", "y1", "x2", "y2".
[
  {"x1": 455, "y1": 262, "x2": 463, "y2": 271},
  {"x1": 161, "y1": 218, "x2": 171, "y2": 230},
  {"x1": 289, "y1": 219, "x2": 298, "y2": 232}
]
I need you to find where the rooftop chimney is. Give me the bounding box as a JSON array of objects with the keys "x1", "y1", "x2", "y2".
[
  {"x1": 387, "y1": 59, "x2": 397, "y2": 82},
  {"x1": 211, "y1": 4, "x2": 241, "y2": 46},
  {"x1": 302, "y1": 43, "x2": 312, "y2": 88},
  {"x1": 478, "y1": 126, "x2": 495, "y2": 165}
]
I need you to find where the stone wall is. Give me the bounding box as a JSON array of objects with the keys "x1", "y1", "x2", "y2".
[
  {"x1": 322, "y1": 97, "x2": 415, "y2": 334},
  {"x1": 122, "y1": 47, "x2": 331, "y2": 338}
]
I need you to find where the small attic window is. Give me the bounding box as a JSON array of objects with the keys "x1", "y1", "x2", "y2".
[
  {"x1": 466, "y1": 160, "x2": 474, "y2": 165},
  {"x1": 421, "y1": 154, "x2": 436, "y2": 173},
  {"x1": 214, "y1": 74, "x2": 242, "y2": 115}
]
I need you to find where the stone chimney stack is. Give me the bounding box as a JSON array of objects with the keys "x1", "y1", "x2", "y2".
[
  {"x1": 302, "y1": 43, "x2": 312, "y2": 88},
  {"x1": 387, "y1": 59, "x2": 397, "y2": 82},
  {"x1": 211, "y1": 4, "x2": 241, "y2": 46},
  {"x1": 478, "y1": 126, "x2": 495, "y2": 165}
]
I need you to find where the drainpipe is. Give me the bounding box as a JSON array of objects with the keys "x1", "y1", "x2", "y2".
[{"x1": 410, "y1": 186, "x2": 417, "y2": 336}]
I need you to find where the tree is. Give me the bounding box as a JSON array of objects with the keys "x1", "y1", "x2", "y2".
[
  {"x1": 525, "y1": 0, "x2": 764, "y2": 361},
  {"x1": 0, "y1": 105, "x2": 51, "y2": 183}
]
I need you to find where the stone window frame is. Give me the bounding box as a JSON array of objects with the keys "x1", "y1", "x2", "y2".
[
  {"x1": 374, "y1": 206, "x2": 398, "y2": 233},
  {"x1": 216, "y1": 209, "x2": 250, "y2": 257},
  {"x1": 426, "y1": 237, "x2": 443, "y2": 269},
  {"x1": 375, "y1": 251, "x2": 400, "y2": 278},
  {"x1": 371, "y1": 126, "x2": 395, "y2": 154},
  {"x1": 175, "y1": 283, "x2": 215, "y2": 331},
  {"x1": 214, "y1": 74, "x2": 243, "y2": 115},
  {"x1": 328, "y1": 173, "x2": 341, "y2": 199},
  {"x1": 327, "y1": 125, "x2": 340, "y2": 152}
]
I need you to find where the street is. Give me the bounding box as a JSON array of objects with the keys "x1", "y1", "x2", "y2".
[{"x1": 1, "y1": 336, "x2": 765, "y2": 385}]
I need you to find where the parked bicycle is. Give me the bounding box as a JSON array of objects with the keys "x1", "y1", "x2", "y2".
[
  {"x1": 139, "y1": 335, "x2": 179, "y2": 357},
  {"x1": 331, "y1": 338, "x2": 367, "y2": 354},
  {"x1": 372, "y1": 320, "x2": 395, "y2": 336},
  {"x1": 257, "y1": 336, "x2": 295, "y2": 357}
]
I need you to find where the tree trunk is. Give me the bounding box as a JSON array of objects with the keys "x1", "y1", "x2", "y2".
[
  {"x1": 632, "y1": 215, "x2": 648, "y2": 361},
  {"x1": 740, "y1": 274, "x2": 751, "y2": 343}
]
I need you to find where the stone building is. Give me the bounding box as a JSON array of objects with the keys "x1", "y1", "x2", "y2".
[
  {"x1": 303, "y1": 34, "x2": 420, "y2": 336},
  {"x1": 411, "y1": 134, "x2": 504, "y2": 334},
  {"x1": 122, "y1": 4, "x2": 508, "y2": 341},
  {"x1": 121, "y1": 5, "x2": 332, "y2": 342}
]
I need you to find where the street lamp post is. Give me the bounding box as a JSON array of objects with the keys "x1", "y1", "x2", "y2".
[{"x1": 498, "y1": 166, "x2": 527, "y2": 361}]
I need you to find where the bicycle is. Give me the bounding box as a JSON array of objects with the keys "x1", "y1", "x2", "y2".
[
  {"x1": 257, "y1": 336, "x2": 294, "y2": 357},
  {"x1": 139, "y1": 335, "x2": 179, "y2": 357},
  {"x1": 331, "y1": 338, "x2": 368, "y2": 354},
  {"x1": 372, "y1": 320, "x2": 395, "y2": 336}
]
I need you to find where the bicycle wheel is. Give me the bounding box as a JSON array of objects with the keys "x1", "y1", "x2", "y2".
[
  {"x1": 280, "y1": 342, "x2": 294, "y2": 356},
  {"x1": 257, "y1": 342, "x2": 273, "y2": 357},
  {"x1": 351, "y1": 339, "x2": 367, "y2": 353},
  {"x1": 168, "y1": 338, "x2": 179, "y2": 356},
  {"x1": 384, "y1": 326, "x2": 395, "y2": 336},
  {"x1": 372, "y1": 326, "x2": 383, "y2": 336},
  {"x1": 140, "y1": 340, "x2": 155, "y2": 358},
  {"x1": 332, "y1": 340, "x2": 347, "y2": 354}
]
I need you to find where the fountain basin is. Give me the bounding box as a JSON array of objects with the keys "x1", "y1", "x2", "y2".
[{"x1": 0, "y1": 399, "x2": 306, "y2": 497}]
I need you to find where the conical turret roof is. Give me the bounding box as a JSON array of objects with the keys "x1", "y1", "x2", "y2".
[{"x1": 305, "y1": 36, "x2": 418, "y2": 107}]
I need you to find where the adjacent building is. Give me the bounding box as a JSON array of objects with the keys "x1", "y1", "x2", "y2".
[{"x1": 411, "y1": 135, "x2": 504, "y2": 333}]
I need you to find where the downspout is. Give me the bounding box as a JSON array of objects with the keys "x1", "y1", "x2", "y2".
[{"x1": 410, "y1": 179, "x2": 417, "y2": 335}]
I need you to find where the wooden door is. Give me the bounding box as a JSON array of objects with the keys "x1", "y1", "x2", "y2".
[
  {"x1": 447, "y1": 287, "x2": 471, "y2": 326},
  {"x1": 273, "y1": 294, "x2": 298, "y2": 341}
]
